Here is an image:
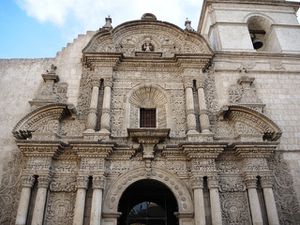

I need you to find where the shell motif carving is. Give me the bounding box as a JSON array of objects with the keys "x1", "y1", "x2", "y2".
[{"x1": 130, "y1": 86, "x2": 167, "y2": 108}]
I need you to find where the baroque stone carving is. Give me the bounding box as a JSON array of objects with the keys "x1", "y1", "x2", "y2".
[
  {"x1": 0, "y1": 151, "x2": 24, "y2": 225},
  {"x1": 83, "y1": 20, "x2": 213, "y2": 58},
  {"x1": 220, "y1": 192, "x2": 251, "y2": 225},
  {"x1": 45, "y1": 192, "x2": 76, "y2": 225},
  {"x1": 269, "y1": 154, "x2": 300, "y2": 225},
  {"x1": 228, "y1": 76, "x2": 265, "y2": 113},
  {"x1": 219, "y1": 177, "x2": 246, "y2": 192},
  {"x1": 103, "y1": 167, "x2": 193, "y2": 214}
]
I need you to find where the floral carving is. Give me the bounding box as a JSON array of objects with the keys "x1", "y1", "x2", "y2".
[
  {"x1": 0, "y1": 151, "x2": 23, "y2": 225},
  {"x1": 269, "y1": 154, "x2": 300, "y2": 225},
  {"x1": 221, "y1": 192, "x2": 251, "y2": 225},
  {"x1": 45, "y1": 192, "x2": 75, "y2": 225}
]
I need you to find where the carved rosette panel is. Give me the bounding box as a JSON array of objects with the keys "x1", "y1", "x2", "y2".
[
  {"x1": 220, "y1": 192, "x2": 251, "y2": 225},
  {"x1": 0, "y1": 151, "x2": 23, "y2": 225},
  {"x1": 45, "y1": 192, "x2": 76, "y2": 225},
  {"x1": 269, "y1": 154, "x2": 300, "y2": 225}
]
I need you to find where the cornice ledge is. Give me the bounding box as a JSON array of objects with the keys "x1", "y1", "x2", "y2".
[
  {"x1": 82, "y1": 52, "x2": 123, "y2": 69},
  {"x1": 16, "y1": 140, "x2": 66, "y2": 158},
  {"x1": 181, "y1": 142, "x2": 227, "y2": 159},
  {"x1": 231, "y1": 142, "x2": 279, "y2": 158},
  {"x1": 70, "y1": 141, "x2": 115, "y2": 158}
]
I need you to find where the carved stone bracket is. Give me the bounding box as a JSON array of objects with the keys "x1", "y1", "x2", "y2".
[{"x1": 128, "y1": 128, "x2": 170, "y2": 159}]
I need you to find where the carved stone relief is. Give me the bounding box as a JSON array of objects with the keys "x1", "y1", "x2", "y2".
[
  {"x1": 228, "y1": 76, "x2": 265, "y2": 113},
  {"x1": 45, "y1": 192, "x2": 76, "y2": 225},
  {"x1": 77, "y1": 68, "x2": 93, "y2": 118},
  {"x1": 269, "y1": 154, "x2": 300, "y2": 225},
  {"x1": 220, "y1": 192, "x2": 251, "y2": 225},
  {"x1": 0, "y1": 151, "x2": 23, "y2": 225}
]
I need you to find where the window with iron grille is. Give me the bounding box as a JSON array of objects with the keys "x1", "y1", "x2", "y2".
[{"x1": 140, "y1": 108, "x2": 156, "y2": 128}]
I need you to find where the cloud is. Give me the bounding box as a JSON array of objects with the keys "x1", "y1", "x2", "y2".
[{"x1": 16, "y1": 0, "x2": 203, "y2": 30}]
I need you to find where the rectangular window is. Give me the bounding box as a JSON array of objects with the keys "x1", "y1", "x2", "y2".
[{"x1": 140, "y1": 108, "x2": 156, "y2": 128}]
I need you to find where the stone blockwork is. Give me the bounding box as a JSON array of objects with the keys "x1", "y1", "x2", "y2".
[{"x1": 1, "y1": 1, "x2": 300, "y2": 225}]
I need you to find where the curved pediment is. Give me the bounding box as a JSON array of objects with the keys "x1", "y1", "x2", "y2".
[
  {"x1": 219, "y1": 105, "x2": 282, "y2": 141},
  {"x1": 83, "y1": 15, "x2": 213, "y2": 57},
  {"x1": 12, "y1": 103, "x2": 71, "y2": 139}
]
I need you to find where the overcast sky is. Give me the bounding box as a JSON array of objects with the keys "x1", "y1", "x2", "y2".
[{"x1": 0, "y1": 0, "x2": 299, "y2": 58}]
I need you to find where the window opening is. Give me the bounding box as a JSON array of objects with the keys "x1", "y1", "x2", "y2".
[{"x1": 140, "y1": 108, "x2": 156, "y2": 128}]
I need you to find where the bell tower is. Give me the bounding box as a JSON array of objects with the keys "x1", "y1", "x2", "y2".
[{"x1": 198, "y1": 0, "x2": 300, "y2": 53}]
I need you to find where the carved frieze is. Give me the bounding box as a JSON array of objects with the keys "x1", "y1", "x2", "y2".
[{"x1": 219, "y1": 176, "x2": 246, "y2": 192}]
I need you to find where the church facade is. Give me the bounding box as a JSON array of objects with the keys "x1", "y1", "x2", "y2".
[{"x1": 1, "y1": 0, "x2": 300, "y2": 225}]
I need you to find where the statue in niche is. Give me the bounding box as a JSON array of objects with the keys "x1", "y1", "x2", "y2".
[{"x1": 142, "y1": 38, "x2": 154, "y2": 52}]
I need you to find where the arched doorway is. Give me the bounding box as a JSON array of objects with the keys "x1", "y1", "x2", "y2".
[{"x1": 118, "y1": 179, "x2": 179, "y2": 225}]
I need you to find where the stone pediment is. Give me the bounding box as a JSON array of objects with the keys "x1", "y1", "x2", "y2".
[
  {"x1": 217, "y1": 105, "x2": 282, "y2": 142},
  {"x1": 12, "y1": 103, "x2": 73, "y2": 140},
  {"x1": 83, "y1": 15, "x2": 213, "y2": 58}
]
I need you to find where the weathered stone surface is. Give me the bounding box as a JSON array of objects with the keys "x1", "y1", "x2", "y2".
[{"x1": 1, "y1": 1, "x2": 300, "y2": 224}]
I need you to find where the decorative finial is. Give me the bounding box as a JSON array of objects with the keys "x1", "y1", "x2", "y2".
[
  {"x1": 185, "y1": 18, "x2": 194, "y2": 32},
  {"x1": 103, "y1": 16, "x2": 112, "y2": 30}
]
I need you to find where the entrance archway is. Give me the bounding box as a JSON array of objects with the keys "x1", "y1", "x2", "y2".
[{"x1": 118, "y1": 179, "x2": 178, "y2": 225}]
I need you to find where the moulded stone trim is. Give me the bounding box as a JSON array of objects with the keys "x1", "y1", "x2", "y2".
[{"x1": 102, "y1": 167, "x2": 194, "y2": 214}]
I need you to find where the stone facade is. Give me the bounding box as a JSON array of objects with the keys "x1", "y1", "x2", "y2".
[{"x1": 1, "y1": 1, "x2": 300, "y2": 225}]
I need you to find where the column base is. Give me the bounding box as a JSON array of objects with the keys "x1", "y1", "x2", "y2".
[
  {"x1": 83, "y1": 132, "x2": 108, "y2": 141},
  {"x1": 99, "y1": 129, "x2": 110, "y2": 135}
]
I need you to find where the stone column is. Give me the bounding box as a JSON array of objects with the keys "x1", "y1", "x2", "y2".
[
  {"x1": 86, "y1": 78, "x2": 101, "y2": 132},
  {"x1": 208, "y1": 176, "x2": 222, "y2": 225},
  {"x1": 15, "y1": 175, "x2": 35, "y2": 225},
  {"x1": 73, "y1": 176, "x2": 89, "y2": 225},
  {"x1": 184, "y1": 79, "x2": 197, "y2": 134},
  {"x1": 245, "y1": 176, "x2": 263, "y2": 225},
  {"x1": 90, "y1": 176, "x2": 105, "y2": 225},
  {"x1": 192, "y1": 176, "x2": 206, "y2": 225},
  {"x1": 100, "y1": 78, "x2": 113, "y2": 134},
  {"x1": 196, "y1": 79, "x2": 210, "y2": 133},
  {"x1": 261, "y1": 176, "x2": 280, "y2": 225},
  {"x1": 31, "y1": 175, "x2": 50, "y2": 225}
]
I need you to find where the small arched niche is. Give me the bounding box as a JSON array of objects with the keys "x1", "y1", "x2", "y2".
[
  {"x1": 128, "y1": 85, "x2": 168, "y2": 129},
  {"x1": 247, "y1": 15, "x2": 278, "y2": 52}
]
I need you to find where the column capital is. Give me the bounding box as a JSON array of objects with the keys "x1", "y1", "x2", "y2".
[
  {"x1": 244, "y1": 175, "x2": 257, "y2": 189},
  {"x1": 207, "y1": 175, "x2": 219, "y2": 189},
  {"x1": 92, "y1": 176, "x2": 105, "y2": 189},
  {"x1": 21, "y1": 175, "x2": 35, "y2": 188},
  {"x1": 77, "y1": 175, "x2": 89, "y2": 189},
  {"x1": 191, "y1": 176, "x2": 204, "y2": 189},
  {"x1": 260, "y1": 176, "x2": 274, "y2": 188},
  {"x1": 196, "y1": 79, "x2": 205, "y2": 89},
  {"x1": 37, "y1": 175, "x2": 51, "y2": 188},
  {"x1": 103, "y1": 78, "x2": 113, "y2": 88},
  {"x1": 183, "y1": 79, "x2": 193, "y2": 89},
  {"x1": 91, "y1": 78, "x2": 101, "y2": 87}
]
